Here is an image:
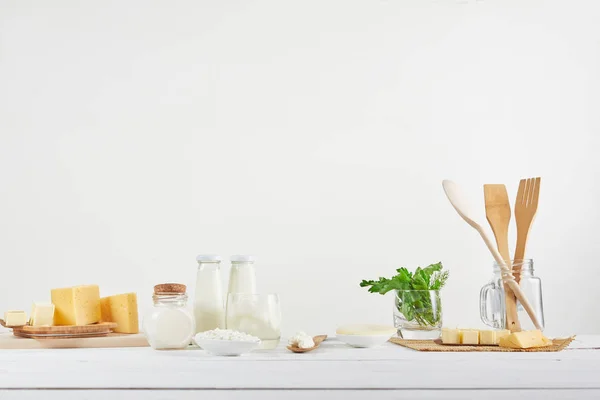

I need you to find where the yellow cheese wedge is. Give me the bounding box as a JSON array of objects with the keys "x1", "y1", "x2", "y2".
[
  {"x1": 498, "y1": 335, "x2": 520, "y2": 348},
  {"x1": 336, "y1": 324, "x2": 396, "y2": 336},
  {"x1": 100, "y1": 293, "x2": 139, "y2": 333},
  {"x1": 51, "y1": 285, "x2": 101, "y2": 326},
  {"x1": 4, "y1": 311, "x2": 27, "y2": 326},
  {"x1": 499, "y1": 330, "x2": 551, "y2": 349},
  {"x1": 29, "y1": 303, "x2": 55, "y2": 326}
]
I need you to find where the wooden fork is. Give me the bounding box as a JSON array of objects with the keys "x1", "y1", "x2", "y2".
[{"x1": 514, "y1": 177, "x2": 541, "y2": 283}]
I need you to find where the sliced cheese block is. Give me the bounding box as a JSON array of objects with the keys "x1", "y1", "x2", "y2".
[
  {"x1": 336, "y1": 324, "x2": 396, "y2": 336},
  {"x1": 51, "y1": 285, "x2": 101, "y2": 326},
  {"x1": 499, "y1": 330, "x2": 551, "y2": 349},
  {"x1": 29, "y1": 303, "x2": 55, "y2": 326},
  {"x1": 100, "y1": 293, "x2": 139, "y2": 333},
  {"x1": 4, "y1": 311, "x2": 27, "y2": 326}
]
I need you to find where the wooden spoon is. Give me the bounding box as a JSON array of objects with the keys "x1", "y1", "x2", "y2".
[
  {"x1": 287, "y1": 335, "x2": 327, "y2": 353},
  {"x1": 514, "y1": 177, "x2": 540, "y2": 283},
  {"x1": 441, "y1": 180, "x2": 542, "y2": 330},
  {"x1": 484, "y1": 184, "x2": 521, "y2": 332}
]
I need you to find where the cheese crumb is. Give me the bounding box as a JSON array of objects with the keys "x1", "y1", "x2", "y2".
[
  {"x1": 195, "y1": 328, "x2": 260, "y2": 342},
  {"x1": 289, "y1": 331, "x2": 315, "y2": 349}
]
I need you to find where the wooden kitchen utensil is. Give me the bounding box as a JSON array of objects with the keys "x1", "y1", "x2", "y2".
[
  {"x1": 287, "y1": 335, "x2": 327, "y2": 353},
  {"x1": 514, "y1": 177, "x2": 541, "y2": 283},
  {"x1": 442, "y1": 180, "x2": 542, "y2": 330},
  {"x1": 484, "y1": 184, "x2": 521, "y2": 332}
]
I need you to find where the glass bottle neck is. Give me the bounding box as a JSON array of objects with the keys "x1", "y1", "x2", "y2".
[
  {"x1": 197, "y1": 261, "x2": 221, "y2": 271},
  {"x1": 231, "y1": 262, "x2": 254, "y2": 269},
  {"x1": 153, "y1": 293, "x2": 188, "y2": 307}
]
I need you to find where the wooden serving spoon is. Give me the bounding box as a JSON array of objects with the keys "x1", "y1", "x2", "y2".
[
  {"x1": 287, "y1": 335, "x2": 327, "y2": 353},
  {"x1": 441, "y1": 180, "x2": 542, "y2": 330},
  {"x1": 484, "y1": 184, "x2": 521, "y2": 332}
]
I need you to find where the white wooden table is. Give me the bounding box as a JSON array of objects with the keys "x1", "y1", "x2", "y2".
[{"x1": 0, "y1": 335, "x2": 599, "y2": 400}]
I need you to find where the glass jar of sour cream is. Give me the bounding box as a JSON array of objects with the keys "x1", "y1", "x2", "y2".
[{"x1": 143, "y1": 283, "x2": 195, "y2": 350}]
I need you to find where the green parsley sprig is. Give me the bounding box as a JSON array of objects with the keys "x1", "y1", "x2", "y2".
[{"x1": 359, "y1": 262, "x2": 448, "y2": 326}]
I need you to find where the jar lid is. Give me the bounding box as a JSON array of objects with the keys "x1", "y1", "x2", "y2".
[
  {"x1": 230, "y1": 255, "x2": 255, "y2": 263},
  {"x1": 196, "y1": 254, "x2": 222, "y2": 262},
  {"x1": 154, "y1": 283, "x2": 186, "y2": 295}
]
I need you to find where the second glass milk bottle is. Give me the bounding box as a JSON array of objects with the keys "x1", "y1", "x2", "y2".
[
  {"x1": 194, "y1": 254, "x2": 225, "y2": 333},
  {"x1": 228, "y1": 255, "x2": 257, "y2": 294}
]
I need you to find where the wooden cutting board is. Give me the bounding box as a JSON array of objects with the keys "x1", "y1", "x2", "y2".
[
  {"x1": 12, "y1": 322, "x2": 117, "y2": 338},
  {"x1": 0, "y1": 332, "x2": 149, "y2": 349}
]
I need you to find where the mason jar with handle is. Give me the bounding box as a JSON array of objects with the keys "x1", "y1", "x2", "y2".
[{"x1": 480, "y1": 259, "x2": 545, "y2": 331}]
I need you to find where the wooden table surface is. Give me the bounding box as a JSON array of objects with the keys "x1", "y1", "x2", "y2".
[{"x1": 0, "y1": 334, "x2": 599, "y2": 399}]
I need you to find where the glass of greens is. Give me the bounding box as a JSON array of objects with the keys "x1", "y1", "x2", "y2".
[{"x1": 360, "y1": 262, "x2": 448, "y2": 339}]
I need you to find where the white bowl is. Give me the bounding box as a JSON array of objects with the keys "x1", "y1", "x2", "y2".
[
  {"x1": 195, "y1": 338, "x2": 260, "y2": 356},
  {"x1": 336, "y1": 333, "x2": 394, "y2": 348}
]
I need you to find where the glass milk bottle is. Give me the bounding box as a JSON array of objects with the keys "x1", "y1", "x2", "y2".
[
  {"x1": 194, "y1": 254, "x2": 225, "y2": 333},
  {"x1": 143, "y1": 283, "x2": 195, "y2": 350},
  {"x1": 228, "y1": 255, "x2": 257, "y2": 294}
]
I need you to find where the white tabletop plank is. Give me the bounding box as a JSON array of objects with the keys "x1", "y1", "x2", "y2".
[
  {"x1": 2, "y1": 390, "x2": 600, "y2": 400},
  {"x1": 0, "y1": 335, "x2": 598, "y2": 391}
]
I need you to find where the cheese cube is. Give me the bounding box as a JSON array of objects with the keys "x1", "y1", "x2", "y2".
[
  {"x1": 4, "y1": 311, "x2": 27, "y2": 326},
  {"x1": 441, "y1": 328, "x2": 460, "y2": 344},
  {"x1": 459, "y1": 329, "x2": 479, "y2": 345},
  {"x1": 499, "y1": 330, "x2": 550, "y2": 349},
  {"x1": 100, "y1": 293, "x2": 139, "y2": 333},
  {"x1": 51, "y1": 285, "x2": 101, "y2": 326},
  {"x1": 479, "y1": 330, "x2": 496, "y2": 345},
  {"x1": 29, "y1": 303, "x2": 55, "y2": 326},
  {"x1": 496, "y1": 329, "x2": 511, "y2": 343}
]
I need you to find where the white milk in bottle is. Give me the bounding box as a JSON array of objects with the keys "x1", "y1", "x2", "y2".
[
  {"x1": 194, "y1": 255, "x2": 225, "y2": 333},
  {"x1": 227, "y1": 255, "x2": 257, "y2": 294}
]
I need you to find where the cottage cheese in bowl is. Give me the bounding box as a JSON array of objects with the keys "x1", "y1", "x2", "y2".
[{"x1": 194, "y1": 328, "x2": 261, "y2": 356}]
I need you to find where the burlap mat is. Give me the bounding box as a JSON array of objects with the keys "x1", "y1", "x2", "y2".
[{"x1": 389, "y1": 336, "x2": 575, "y2": 352}]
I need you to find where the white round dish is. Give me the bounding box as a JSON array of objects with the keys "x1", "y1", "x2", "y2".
[
  {"x1": 336, "y1": 333, "x2": 394, "y2": 348},
  {"x1": 195, "y1": 338, "x2": 261, "y2": 356}
]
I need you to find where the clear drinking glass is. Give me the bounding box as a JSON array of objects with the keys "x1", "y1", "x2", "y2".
[
  {"x1": 226, "y1": 293, "x2": 281, "y2": 349},
  {"x1": 480, "y1": 259, "x2": 545, "y2": 331},
  {"x1": 394, "y1": 289, "x2": 442, "y2": 339}
]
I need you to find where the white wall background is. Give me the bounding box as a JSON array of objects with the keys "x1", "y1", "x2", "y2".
[{"x1": 1, "y1": 0, "x2": 599, "y2": 337}]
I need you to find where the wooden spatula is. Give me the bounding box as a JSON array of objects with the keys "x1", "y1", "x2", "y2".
[
  {"x1": 514, "y1": 177, "x2": 541, "y2": 283},
  {"x1": 484, "y1": 184, "x2": 521, "y2": 332}
]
